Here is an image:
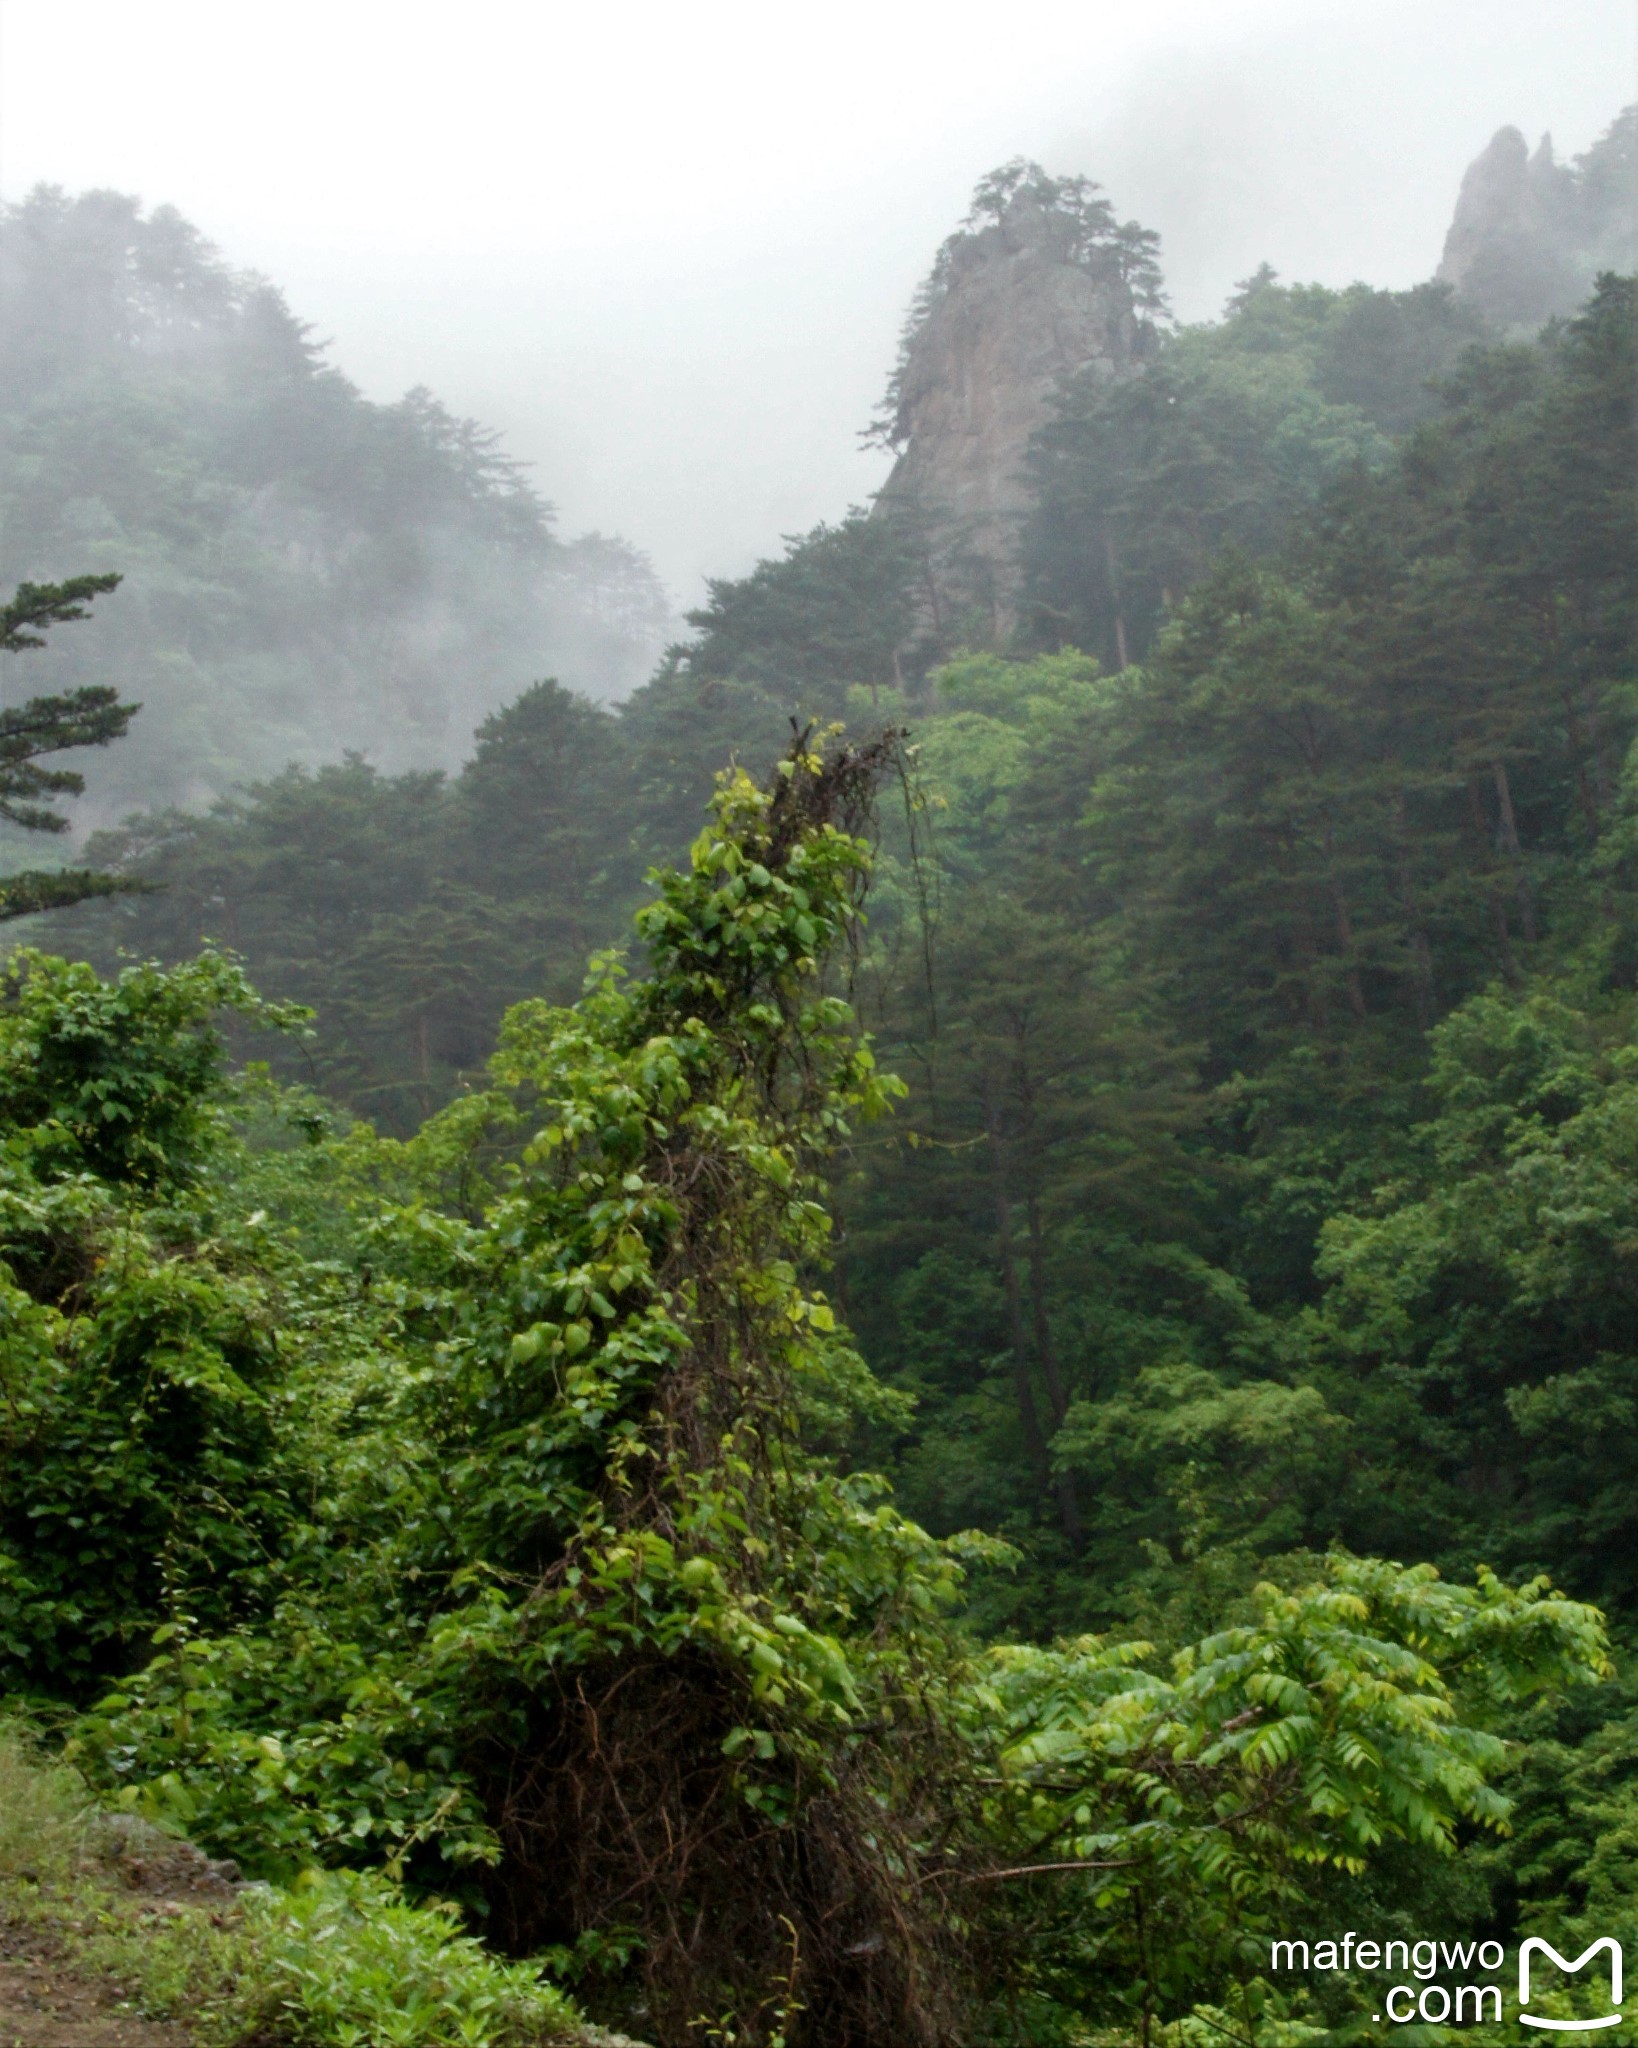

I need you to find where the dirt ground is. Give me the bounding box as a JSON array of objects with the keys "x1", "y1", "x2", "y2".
[
  {"x1": 0, "y1": 1921, "x2": 193, "y2": 2048},
  {"x1": 0, "y1": 1814, "x2": 242, "y2": 2048},
  {"x1": 1, "y1": 1818, "x2": 647, "y2": 2048}
]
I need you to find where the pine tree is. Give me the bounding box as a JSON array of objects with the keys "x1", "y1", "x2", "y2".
[{"x1": 1, "y1": 575, "x2": 146, "y2": 921}]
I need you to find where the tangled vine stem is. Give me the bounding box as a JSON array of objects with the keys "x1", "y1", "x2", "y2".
[{"x1": 462, "y1": 730, "x2": 979, "y2": 2046}]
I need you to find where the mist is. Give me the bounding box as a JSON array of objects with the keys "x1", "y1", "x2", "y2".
[
  {"x1": 2, "y1": 0, "x2": 1629, "y2": 604},
  {"x1": 3, "y1": 4, "x2": 1637, "y2": 2025}
]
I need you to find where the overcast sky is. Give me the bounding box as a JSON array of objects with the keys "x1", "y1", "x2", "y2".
[{"x1": 1, "y1": 0, "x2": 1632, "y2": 604}]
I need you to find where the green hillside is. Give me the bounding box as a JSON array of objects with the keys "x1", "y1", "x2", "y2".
[{"x1": 3, "y1": 137, "x2": 1636, "y2": 2046}]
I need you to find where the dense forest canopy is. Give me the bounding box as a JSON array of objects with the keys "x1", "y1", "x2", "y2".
[
  {"x1": 3, "y1": 113, "x2": 1637, "y2": 2048},
  {"x1": 1021, "y1": 269, "x2": 1492, "y2": 670}
]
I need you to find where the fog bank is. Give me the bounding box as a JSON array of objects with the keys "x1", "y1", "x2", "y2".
[{"x1": 2, "y1": 0, "x2": 1630, "y2": 601}]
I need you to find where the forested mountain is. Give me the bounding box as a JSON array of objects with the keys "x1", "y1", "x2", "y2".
[
  {"x1": 3, "y1": 111, "x2": 1636, "y2": 2048},
  {"x1": 847, "y1": 273, "x2": 1637, "y2": 1610},
  {"x1": 0, "y1": 186, "x2": 671, "y2": 822}
]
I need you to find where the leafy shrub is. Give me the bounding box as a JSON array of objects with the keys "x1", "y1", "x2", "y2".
[{"x1": 0, "y1": 1723, "x2": 584, "y2": 2047}]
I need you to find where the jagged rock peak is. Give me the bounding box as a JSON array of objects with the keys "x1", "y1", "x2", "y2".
[
  {"x1": 871, "y1": 160, "x2": 1163, "y2": 630},
  {"x1": 1438, "y1": 106, "x2": 1637, "y2": 330}
]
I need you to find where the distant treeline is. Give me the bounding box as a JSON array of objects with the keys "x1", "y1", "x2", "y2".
[{"x1": 0, "y1": 185, "x2": 672, "y2": 823}]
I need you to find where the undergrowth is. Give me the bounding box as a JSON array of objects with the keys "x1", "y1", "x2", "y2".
[
  {"x1": 0, "y1": 1721, "x2": 591, "y2": 2047},
  {"x1": 0, "y1": 1718, "x2": 93, "y2": 1882}
]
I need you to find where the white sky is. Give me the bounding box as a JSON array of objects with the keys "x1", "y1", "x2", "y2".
[{"x1": 2, "y1": 0, "x2": 1633, "y2": 604}]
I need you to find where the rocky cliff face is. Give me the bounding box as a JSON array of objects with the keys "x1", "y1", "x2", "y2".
[
  {"x1": 1438, "y1": 107, "x2": 1636, "y2": 330},
  {"x1": 875, "y1": 167, "x2": 1157, "y2": 634}
]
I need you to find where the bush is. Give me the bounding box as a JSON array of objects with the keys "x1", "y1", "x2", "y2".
[{"x1": 0, "y1": 1720, "x2": 588, "y2": 2048}]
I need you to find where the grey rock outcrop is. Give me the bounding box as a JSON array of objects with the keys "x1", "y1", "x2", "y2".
[
  {"x1": 1438, "y1": 107, "x2": 1637, "y2": 331},
  {"x1": 875, "y1": 176, "x2": 1156, "y2": 635}
]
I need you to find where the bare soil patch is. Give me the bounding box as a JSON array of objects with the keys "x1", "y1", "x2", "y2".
[{"x1": 0, "y1": 1922, "x2": 192, "y2": 2048}]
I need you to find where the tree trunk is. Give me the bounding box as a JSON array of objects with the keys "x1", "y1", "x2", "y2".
[
  {"x1": 1585, "y1": 686, "x2": 1617, "y2": 818},
  {"x1": 982, "y1": 1086, "x2": 1053, "y2": 1506},
  {"x1": 1322, "y1": 828, "x2": 1368, "y2": 1021},
  {"x1": 1540, "y1": 594, "x2": 1605, "y2": 841},
  {"x1": 1103, "y1": 526, "x2": 1129, "y2": 672},
  {"x1": 1490, "y1": 760, "x2": 1537, "y2": 943},
  {"x1": 1560, "y1": 685, "x2": 1604, "y2": 843},
  {"x1": 1291, "y1": 914, "x2": 1329, "y2": 1033},
  {"x1": 1466, "y1": 776, "x2": 1522, "y2": 987},
  {"x1": 1390, "y1": 788, "x2": 1436, "y2": 1029},
  {"x1": 921, "y1": 557, "x2": 946, "y2": 645},
  {"x1": 1026, "y1": 1192, "x2": 1083, "y2": 1548}
]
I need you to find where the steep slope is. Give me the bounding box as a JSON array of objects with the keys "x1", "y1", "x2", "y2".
[{"x1": 871, "y1": 160, "x2": 1162, "y2": 634}]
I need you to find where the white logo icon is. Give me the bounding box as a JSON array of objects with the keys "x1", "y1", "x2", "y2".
[{"x1": 1519, "y1": 1937, "x2": 1624, "y2": 2031}]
